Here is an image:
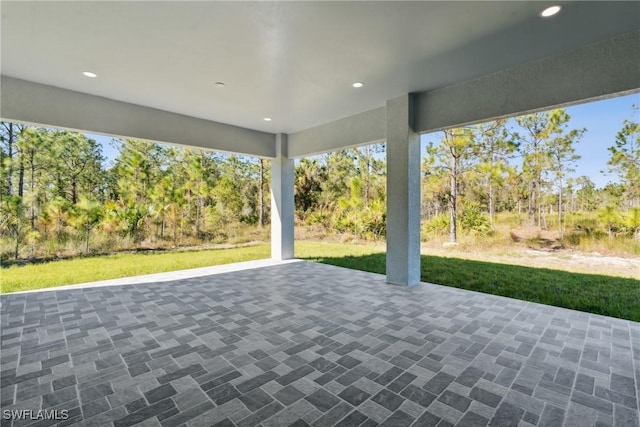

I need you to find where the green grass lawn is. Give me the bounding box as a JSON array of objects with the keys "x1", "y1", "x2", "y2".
[
  {"x1": 2, "y1": 241, "x2": 638, "y2": 322},
  {"x1": 1, "y1": 245, "x2": 271, "y2": 293}
]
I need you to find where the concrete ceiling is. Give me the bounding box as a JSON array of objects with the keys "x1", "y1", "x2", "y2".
[{"x1": 2, "y1": 1, "x2": 639, "y2": 134}]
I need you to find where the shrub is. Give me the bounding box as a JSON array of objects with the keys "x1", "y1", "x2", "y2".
[
  {"x1": 598, "y1": 205, "x2": 624, "y2": 238},
  {"x1": 240, "y1": 213, "x2": 258, "y2": 225},
  {"x1": 307, "y1": 212, "x2": 330, "y2": 227},
  {"x1": 363, "y1": 211, "x2": 386, "y2": 239},
  {"x1": 567, "y1": 212, "x2": 599, "y2": 234},
  {"x1": 423, "y1": 214, "x2": 449, "y2": 235},
  {"x1": 563, "y1": 231, "x2": 582, "y2": 246},
  {"x1": 622, "y1": 207, "x2": 640, "y2": 239},
  {"x1": 362, "y1": 200, "x2": 386, "y2": 239},
  {"x1": 459, "y1": 203, "x2": 492, "y2": 236},
  {"x1": 25, "y1": 230, "x2": 42, "y2": 258}
]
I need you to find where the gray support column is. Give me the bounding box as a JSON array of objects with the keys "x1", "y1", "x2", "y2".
[
  {"x1": 271, "y1": 133, "x2": 295, "y2": 260},
  {"x1": 386, "y1": 95, "x2": 421, "y2": 286}
]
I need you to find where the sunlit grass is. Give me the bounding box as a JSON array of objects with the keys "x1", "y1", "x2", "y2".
[
  {"x1": 1, "y1": 245, "x2": 271, "y2": 293},
  {"x1": 295, "y1": 241, "x2": 384, "y2": 258},
  {"x1": 0, "y1": 242, "x2": 380, "y2": 294}
]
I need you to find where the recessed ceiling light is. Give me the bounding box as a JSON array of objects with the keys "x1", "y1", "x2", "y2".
[
  {"x1": 263, "y1": 117, "x2": 272, "y2": 122},
  {"x1": 352, "y1": 82, "x2": 364, "y2": 88},
  {"x1": 83, "y1": 71, "x2": 97, "y2": 78},
  {"x1": 540, "y1": 5, "x2": 562, "y2": 17},
  {"x1": 215, "y1": 82, "x2": 225, "y2": 88}
]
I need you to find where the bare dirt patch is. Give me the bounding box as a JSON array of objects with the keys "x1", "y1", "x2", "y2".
[
  {"x1": 296, "y1": 225, "x2": 639, "y2": 279},
  {"x1": 421, "y1": 243, "x2": 639, "y2": 279}
]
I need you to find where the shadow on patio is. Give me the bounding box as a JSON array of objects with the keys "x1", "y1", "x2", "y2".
[
  {"x1": 1, "y1": 261, "x2": 638, "y2": 426},
  {"x1": 304, "y1": 253, "x2": 640, "y2": 322}
]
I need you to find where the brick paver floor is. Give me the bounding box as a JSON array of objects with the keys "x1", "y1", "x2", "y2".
[{"x1": 1, "y1": 261, "x2": 638, "y2": 426}]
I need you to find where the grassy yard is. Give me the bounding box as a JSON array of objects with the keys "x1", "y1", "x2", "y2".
[
  {"x1": 1, "y1": 245, "x2": 271, "y2": 293},
  {"x1": 2, "y1": 242, "x2": 638, "y2": 322}
]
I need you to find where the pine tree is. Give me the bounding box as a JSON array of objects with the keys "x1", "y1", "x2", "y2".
[{"x1": 607, "y1": 115, "x2": 639, "y2": 207}]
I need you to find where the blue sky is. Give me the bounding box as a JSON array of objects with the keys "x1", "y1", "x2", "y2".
[
  {"x1": 557, "y1": 93, "x2": 638, "y2": 187},
  {"x1": 420, "y1": 92, "x2": 639, "y2": 188},
  {"x1": 89, "y1": 92, "x2": 639, "y2": 188}
]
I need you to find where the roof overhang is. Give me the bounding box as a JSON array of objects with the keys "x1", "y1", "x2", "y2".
[{"x1": 1, "y1": 1, "x2": 639, "y2": 157}]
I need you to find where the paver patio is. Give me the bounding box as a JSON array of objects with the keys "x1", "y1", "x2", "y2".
[{"x1": 1, "y1": 260, "x2": 638, "y2": 427}]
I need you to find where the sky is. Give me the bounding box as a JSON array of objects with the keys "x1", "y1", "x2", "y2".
[
  {"x1": 88, "y1": 92, "x2": 639, "y2": 189},
  {"x1": 419, "y1": 92, "x2": 639, "y2": 188},
  {"x1": 557, "y1": 93, "x2": 638, "y2": 187}
]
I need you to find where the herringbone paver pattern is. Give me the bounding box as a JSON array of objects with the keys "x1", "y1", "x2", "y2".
[{"x1": 1, "y1": 261, "x2": 638, "y2": 426}]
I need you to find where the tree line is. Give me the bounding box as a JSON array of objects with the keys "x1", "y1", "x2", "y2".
[
  {"x1": 1, "y1": 106, "x2": 638, "y2": 260},
  {"x1": 421, "y1": 109, "x2": 639, "y2": 243},
  {"x1": 296, "y1": 108, "x2": 639, "y2": 245},
  {"x1": 0, "y1": 128, "x2": 269, "y2": 259}
]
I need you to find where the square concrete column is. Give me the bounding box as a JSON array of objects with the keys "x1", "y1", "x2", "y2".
[
  {"x1": 271, "y1": 133, "x2": 295, "y2": 260},
  {"x1": 386, "y1": 94, "x2": 421, "y2": 286}
]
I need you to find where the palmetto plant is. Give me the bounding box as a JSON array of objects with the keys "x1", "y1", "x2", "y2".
[{"x1": 598, "y1": 205, "x2": 622, "y2": 240}]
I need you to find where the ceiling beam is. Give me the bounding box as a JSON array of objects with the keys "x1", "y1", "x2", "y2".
[
  {"x1": 0, "y1": 76, "x2": 276, "y2": 158},
  {"x1": 414, "y1": 31, "x2": 640, "y2": 133},
  {"x1": 287, "y1": 107, "x2": 385, "y2": 158}
]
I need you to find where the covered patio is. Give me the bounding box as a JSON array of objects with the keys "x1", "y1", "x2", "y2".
[
  {"x1": 2, "y1": 1, "x2": 639, "y2": 286},
  {"x1": 1, "y1": 262, "x2": 638, "y2": 426},
  {"x1": 1, "y1": 1, "x2": 640, "y2": 426}
]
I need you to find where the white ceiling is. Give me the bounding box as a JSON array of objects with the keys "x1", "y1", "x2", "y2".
[{"x1": 2, "y1": 1, "x2": 638, "y2": 134}]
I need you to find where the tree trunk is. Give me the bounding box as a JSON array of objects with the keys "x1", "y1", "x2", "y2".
[
  {"x1": 536, "y1": 173, "x2": 542, "y2": 228},
  {"x1": 180, "y1": 209, "x2": 184, "y2": 241},
  {"x1": 173, "y1": 211, "x2": 177, "y2": 244},
  {"x1": 449, "y1": 155, "x2": 457, "y2": 243},
  {"x1": 30, "y1": 157, "x2": 36, "y2": 229},
  {"x1": 14, "y1": 230, "x2": 19, "y2": 259},
  {"x1": 558, "y1": 181, "x2": 563, "y2": 238},
  {"x1": 18, "y1": 155, "x2": 24, "y2": 197},
  {"x1": 569, "y1": 187, "x2": 575, "y2": 213},
  {"x1": 71, "y1": 178, "x2": 78, "y2": 204},
  {"x1": 528, "y1": 181, "x2": 534, "y2": 224},
  {"x1": 488, "y1": 152, "x2": 495, "y2": 227},
  {"x1": 364, "y1": 157, "x2": 370, "y2": 207},
  {"x1": 488, "y1": 181, "x2": 494, "y2": 226},
  {"x1": 6, "y1": 123, "x2": 14, "y2": 196},
  {"x1": 186, "y1": 193, "x2": 192, "y2": 238},
  {"x1": 258, "y1": 159, "x2": 265, "y2": 227},
  {"x1": 201, "y1": 202, "x2": 206, "y2": 238},
  {"x1": 195, "y1": 194, "x2": 201, "y2": 238}
]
